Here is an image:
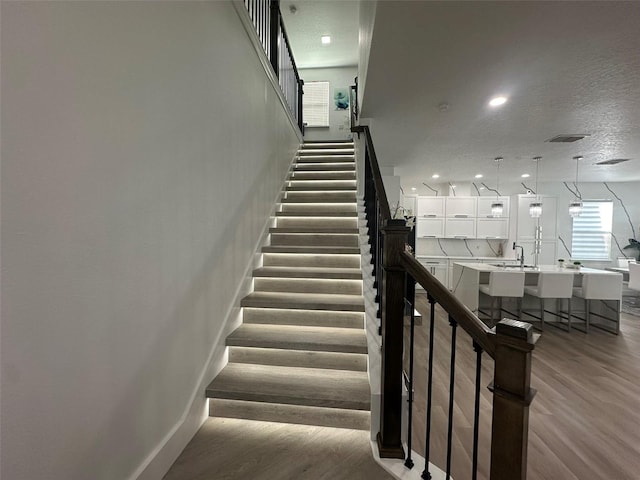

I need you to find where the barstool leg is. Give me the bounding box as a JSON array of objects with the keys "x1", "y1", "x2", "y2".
[
  {"x1": 567, "y1": 298, "x2": 572, "y2": 332},
  {"x1": 585, "y1": 299, "x2": 590, "y2": 333},
  {"x1": 540, "y1": 298, "x2": 545, "y2": 331}
]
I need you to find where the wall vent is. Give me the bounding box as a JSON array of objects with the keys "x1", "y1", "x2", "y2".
[
  {"x1": 595, "y1": 158, "x2": 630, "y2": 165},
  {"x1": 546, "y1": 134, "x2": 590, "y2": 143}
]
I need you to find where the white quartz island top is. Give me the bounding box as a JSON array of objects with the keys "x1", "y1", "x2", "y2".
[{"x1": 452, "y1": 262, "x2": 620, "y2": 275}]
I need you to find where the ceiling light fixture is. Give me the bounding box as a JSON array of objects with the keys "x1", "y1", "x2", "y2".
[
  {"x1": 475, "y1": 174, "x2": 483, "y2": 178},
  {"x1": 321, "y1": 35, "x2": 331, "y2": 45},
  {"x1": 521, "y1": 173, "x2": 530, "y2": 178},
  {"x1": 489, "y1": 96, "x2": 508, "y2": 107},
  {"x1": 411, "y1": 187, "x2": 417, "y2": 191},
  {"x1": 569, "y1": 156, "x2": 583, "y2": 218},
  {"x1": 491, "y1": 157, "x2": 504, "y2": 217},
  {"x1": 529, "y1": 157, "x2": 542, "y2": 218},
  {"x1": 432, "y1": 174, "x2": 440, "y2": 179}
]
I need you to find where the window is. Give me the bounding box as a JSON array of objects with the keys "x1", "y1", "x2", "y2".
[
  {"x1": 303, "y1": 81, "x2": 330, "y2": 127},
  {"x1": 571, "y1": 200, "x2": 613, "y2": 260}
]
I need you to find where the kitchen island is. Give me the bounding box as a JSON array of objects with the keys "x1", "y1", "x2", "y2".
[{"x1": 451, "y1": 262, "x2": 623, "y2": 332}]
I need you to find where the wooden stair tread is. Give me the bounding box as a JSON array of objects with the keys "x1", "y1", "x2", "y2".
[
  {"x1": 206, "y1": 363, "x2": 370, "y2": 410},
  {"x1": 269, "y1": 227, "x2": 359, "y2": 234},
  {"x1": 262, "y1": 245, "x2": 360, "y2": 254},
  {"x1": 253, "y1": 266, "x2": 362, "y2": 279},
  {"x1": 241, "y1": 291, "x2": 365, "y2": 311},
  {"x1": 275, "y1": 211, "x2": 358, "y2": 217},
  {"x1": 227, "y1": 324, "x2": 367, "y2": 354}
]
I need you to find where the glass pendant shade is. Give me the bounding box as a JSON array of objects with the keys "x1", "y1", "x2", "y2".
[
  {"x1": 529, "y1": 202, "x2": 542, "y2": 218},
  {"x1": 569, "y1": 200, "x2": 583, "y2": 218},
  {"x1": 569, "y1": 156, "x2": 583, "y2": 218},
  {"x1": 491, "y1": 202, "x2": 504, "y2": 217}
]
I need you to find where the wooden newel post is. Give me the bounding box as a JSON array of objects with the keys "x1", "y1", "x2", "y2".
[
  {"x1": 490, "y1": 319, "x2": 537, "y2": 480},
  {"x1": 377, "y1": 219, "x2": 410, "y2": 459}
]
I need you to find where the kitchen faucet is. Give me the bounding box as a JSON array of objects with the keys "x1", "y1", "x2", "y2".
[{"x1": 513, "y1": 243, "x2": 524, "y2": 267}]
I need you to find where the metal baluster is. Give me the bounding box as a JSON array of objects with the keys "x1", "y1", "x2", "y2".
[
  {"x1": 404, "y1": 280, "x2": 416, "y2": 470},
  {"x1": 472, "y1": 341, "x2": 483, "y2": 480},
  {"x1": 445, "y1": 316, "x2": 458, "y2": 480},
  {"x1": 421, "y1": 295, "x2": 436, "y2": 480}
]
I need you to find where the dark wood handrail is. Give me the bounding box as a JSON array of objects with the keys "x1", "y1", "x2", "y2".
[
  {"x1": 400, "y1": 249, "x2": 496, "y2": 357},
  {"x1": 352, "y1": 124, "x2": 392, "y2": 222}
]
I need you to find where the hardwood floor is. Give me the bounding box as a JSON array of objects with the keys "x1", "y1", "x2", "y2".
[
  {"x1": 411, "y1": 293, "x2": 640, "y2": 480},
  {"x1": 163, "y1": 417, "x2": 394, "y2": 480}
]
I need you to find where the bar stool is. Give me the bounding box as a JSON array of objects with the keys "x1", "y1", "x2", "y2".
[
  {"x1": 478, "y1": 270, "x2": 525, "y2": 325},
  {"x1": 522, "y1": 272, "x2": 575, "y2": 331},
  {"x1": 572, "y1": 272, "x2": 623, "y2": 334}
]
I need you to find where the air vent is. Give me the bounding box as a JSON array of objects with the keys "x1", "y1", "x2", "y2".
[
  {"x1": 595, "y1": 158, "x2": 630, "y2": 165},
  {"x1": 546, "y1": 134, "x2": 590, "y2": 143}
]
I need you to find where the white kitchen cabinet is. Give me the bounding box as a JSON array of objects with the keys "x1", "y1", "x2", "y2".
[
  {"x1": 419, "y1": 259, "x2": 449, "y2": 289},
  {"x1": 445, "y1": 197, "x2": 477, "y2": 218},
  {"x1": 417, "y1": 197, "x2": 445, "y2": 218},
  {"x1": 476, "y1": 218, "x2": 509, "y2": 239},
  {"x1": 416, "y1": 218, "x2": 445, "y2": 238},
  {"x1": 477, "y1": 196, "x2": 510, "y2": 218},
  {"x1": 445, "y1": 218, "x2": 476, "y2": 238}
]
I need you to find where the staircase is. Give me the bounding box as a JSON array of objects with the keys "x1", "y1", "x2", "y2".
[{"x1": 206, "y1": 140, "x2": 371, "y2": 430}]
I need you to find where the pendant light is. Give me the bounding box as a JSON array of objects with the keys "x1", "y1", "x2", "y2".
[
  {"x1": 569, "y1": 156, "x2": 583, "y2": 218},
  {"x1": 529, "y1": 156, "x2": 542, "y2": 218},
  {"x1": 491, "y1": 157, "x2": 504, "y2": 217}
]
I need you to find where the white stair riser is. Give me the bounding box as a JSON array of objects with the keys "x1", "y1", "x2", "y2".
[
  {"x1": 243, "y1": 307, "x2": 364, "y2": 329},
  {"x1": 270, "y1": 233, "x2": 359, "y2": 247},
  {"x1": 276, "y1": 217, "x2": 358, "y2": 229},
  {"x1": 253, "y1": 278, "x2": 363, "y2": 295},
  {"x1": 209, "y1": 398, "x2": 369, "y2": 431},
  {"x1": 229, "y1": 347, "x2": 367, "y2": 371},
  {"x1": 262, "y1": 253, "x2": 360, "y2": 268}
]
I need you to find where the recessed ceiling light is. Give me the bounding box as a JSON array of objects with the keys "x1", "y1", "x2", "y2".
[
  {"x1": 411, "y1": 187, "x2": 417, "y2": 191},
  {"x1": 321, "y1": 35, "x2": 331, "y2": 45},
  {"x1": 479, "y1": 186, "x2": 485, "y2": 190},
  {"x1": 432, "y1": 174, "x2": 440, "y2": 179},
  {"x1": 489, "y1": 96, "x2": 508, "y2": 107},
  {"x1": 451, "y1": 185, "x2": 457, "y2": 188},
  {"x1": 475, "y1": 174, "x2": 483, "y2": 178},
  {"x1": 521, "y1": 173, "x2": 530, "y2": 178}
]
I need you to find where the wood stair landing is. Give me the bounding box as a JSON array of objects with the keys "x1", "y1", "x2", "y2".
[{"x1": 206, "y1": 141, "x2": 370, "y2": 430}]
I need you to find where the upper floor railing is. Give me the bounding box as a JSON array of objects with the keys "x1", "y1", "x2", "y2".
[
  {"x1": 242, "y1": 0, "x2": 304, "y2": 131},
  {"x1": 350, "y1": 82, "x2": 537, "y2": 480}
]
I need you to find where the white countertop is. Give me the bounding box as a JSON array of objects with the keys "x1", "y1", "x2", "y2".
[
  {"x1": 453, "y1": 262, "x2": 621, "y2": 275},
  {"x1": 416, "y1": 255, "x2": 517, "y2": 261}
]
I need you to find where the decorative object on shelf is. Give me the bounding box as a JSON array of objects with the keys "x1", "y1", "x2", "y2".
[
  {"x1": 569, "y1": 156, "x2": 583, "y2": 218},
  {"x1": 491, "y1": 157, "x2": 504, "y2": 217},
  {"x1": 529, "y1": 156, "x2": 543, "y2": 218},
  {"x1": 623, "y1": 238, "x2": 640, "y2": 261},
  {"x1": 567, "y1": 260, "x2": 582, "y2": 270},
  {"x1": 557, "y1": 258, "x2": 565, "y2": 268}
]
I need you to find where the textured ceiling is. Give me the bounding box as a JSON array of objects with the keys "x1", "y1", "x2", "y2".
[
  {"x1": 360, "y1": 1, "x2": 640, "y2": 184},
  {"x1": 280, "y1": 0, "x2": 359, "y2": 69}
]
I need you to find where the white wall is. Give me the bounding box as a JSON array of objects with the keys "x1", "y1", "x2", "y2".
[
  {"x1": 0, "y1": 2, "x2": 300, "y2": 480},
  {"x1": 357, "y1": 0, "x2": 377, "y2": 113},
  {"x1": 300, "y1": 66, "x2": 357, "y2": 141}
]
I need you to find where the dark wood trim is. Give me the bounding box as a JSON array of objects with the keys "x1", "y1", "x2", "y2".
[
  {"x1": 490, "y1": 320, "x2": 537, "y2": 480},
  {"x1": 376, "y1": 223, "x2": 410, "y2": 459}
]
